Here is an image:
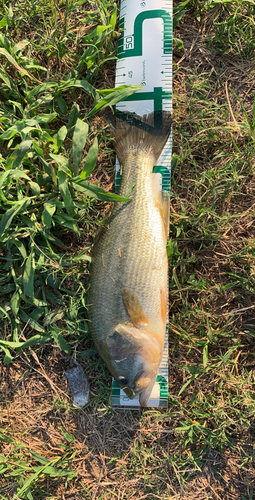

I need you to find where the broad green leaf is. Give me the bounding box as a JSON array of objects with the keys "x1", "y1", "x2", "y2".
[
  {"x1": 0, "y1": 197, "x2": 30, "y2": 233},
  {"x1": 110, "y1": 3, "x2": 117, "y2": 30},
  {"x1": 0, "y1": 345, "x2": 13, "y2": 364},
  {"x1": 82, "y1": 25, "x2": 110, "y2": 42},
  {"x1": 29, "y1": 181, "x2": 40, "y2": 196},
  {"x1": 72, "y1": 253, "x2": 91, "y2": 262},
  {"x1": 29, "y1": 94, "x2": 54, "y2": 110},
  {"x1": 56, "y1": 95, "x2": 68, "y2": 114},
  {"x1": 23, "y1": 252, "x2": 34, "y2": 298},
  {"x1": 0, "y1": 335, "x2": 48, "y2": 349},
  {"x1": 6, "y1": 139, "x2": 32, "y2": 170},
  {"x1": 42, "y1": 203, "x2": 56, "y2": 228},
  {"x1": 10, "y1": 290, "x2": 21, "y2": 316},
  {"x1": 26, "y1": 489, "x2": 33, "y2": 500},
  {"x1": 12, "y1": 238, "x2": 27, "y2": 259},
  {"x1": 50, "y1": 153, "x2": 70, "y2": 172},
  {"x1": 58, "y1": 170, "x2": 74, "y2": 214},
  {"x1": 0, "y1": 169, "x2": 30, "y2": 189},
  {"x1": 0, "y1": 340, "x2": 26, "y2": 347},
  {"x1": 21, "y1": 334, "x2": 50, "y2": 348},
  {"x1": 33, "y1": 142, "x2": 44, "y2": 156},
  {"x1": 173, "y1": 9, "x2": 187, "y2": 29},
  {"x1": 72, "y1": 118, "x2": 89, "y2": 176},
  {"x1": 0, "y1": 14, "x2": 8, "y2": 29},
  {"x1": 54, "y1": 214, "x2": 80, "y2": 235},
  {"x1": 12, "y1": 39, "x2": 30, "y2": 54},
  {"x1": 19, "y1": 310, "x2": 45, "y2": 332},
  {"x1": 0, "y1": 283, "x2": 16, "y2": 295},
  {"x1": 79, "y1": 137, "x2": 98, "y2": 179},
  {"x1": 27, "y1": 82, "x2": 58, "y2": 99},
  {"x1": 30, "y1": 452, "x2": 50, "y2": 465},
  {"x1": 52, "y1": 125, "x2": 67, "y2": 153},
  {"x1": 33, "y1": 112, "x2": 57, "y2": 123},
  {"x1": 86, "y1": 84, "x2": 144, "y2": 118},
  {"x1": 0, "y1": 128, "x2": 18, "y2": 140},
  {"x1": 59, "y1": 78, "x2": 98, "y2": 101},
  {"x1": 173, "y1": 38, "x2": 183, "y2": 50},
  {"x1": 67, "y1": 102, "x2": 80, "y2": 130},
  {"x1": 72, "y1": 180, "x2": 131, "y2": 202}
]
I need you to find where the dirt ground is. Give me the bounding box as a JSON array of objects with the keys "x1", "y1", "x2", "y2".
[{"x1": 1, "y1": 348, "x2": 254, "y2": 499}]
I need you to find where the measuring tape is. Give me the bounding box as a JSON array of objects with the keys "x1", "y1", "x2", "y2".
[{"x1": 111, "y1": 0, "x2": 173, "y2": 409}]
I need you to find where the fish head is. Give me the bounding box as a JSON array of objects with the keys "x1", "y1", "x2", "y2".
[{"x1": 105, "y1": 322, "x2": 163, "y2": 406}]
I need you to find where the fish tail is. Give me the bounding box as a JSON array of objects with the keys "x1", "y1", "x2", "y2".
[{"x1": 111, "y1": 110, "x2": 172, "y2": 166}]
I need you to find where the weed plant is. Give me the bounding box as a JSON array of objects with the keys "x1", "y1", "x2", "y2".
[{"x1": 0, "y1": 0, "x2": 141, "y2": 363}]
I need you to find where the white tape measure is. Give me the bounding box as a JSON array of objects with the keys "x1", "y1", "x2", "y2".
[
  {"x1": 115, "y1": 0, "x2": 173, "y2": 193},
  {"x1": 112, "y1": 0, "x2": 173, "y2": 409}
]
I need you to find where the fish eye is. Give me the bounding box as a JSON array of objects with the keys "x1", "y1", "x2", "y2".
[{"x1": 118, "y1": 376, "x2": 129, "y2": 386}]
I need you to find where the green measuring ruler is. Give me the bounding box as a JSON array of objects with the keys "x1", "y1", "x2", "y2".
[{"x1": 112, "y1": 0, "x2": 173, "y2": 409}]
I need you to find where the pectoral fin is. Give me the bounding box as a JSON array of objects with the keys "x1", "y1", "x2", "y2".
[{"x1": 122, "y1": 288, "x2": 149, "y2": 327}]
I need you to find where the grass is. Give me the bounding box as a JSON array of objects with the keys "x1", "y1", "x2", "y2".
[{"x1": 0, "y1": 0, "x2": 255, "y2": 499}]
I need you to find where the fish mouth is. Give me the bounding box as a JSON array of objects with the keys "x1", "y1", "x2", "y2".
[{"x1": 138, "y1": 380, "x2": 155, "y2": 407}]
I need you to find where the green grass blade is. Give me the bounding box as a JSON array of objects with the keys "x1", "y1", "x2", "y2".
[
  {"x1": 79, "y1": 137, "x2": 98, "y2": 179},
  {"x1": 58, "y1": 170, "x2": 75, "y2": 214},
  {"x1": 49, "y1": 325, "x2": 71, "y2": 354},
  {"x1": 86, "y1": 84, "x2": 144, "y2": 118},
  {"x1": 23, "y1": 252, "x2": 34, "y2": 298},
  {"x1": 19, "y1": 310, "x2": 45, "y2": 333},
  {"x1": 0, "y1": 344, "x2": 13, "y2": 364},
  {"x1": 52, "y1": 125, "x2": 68, "y2": 153},
  {"x1": 0, "y1": 198, "x2": 30, "y2": 234},
  {"x1": 41, "y1": 203, "x2": 56, "y2": 228},
  {"x1": 10, "y1": 290, "x2": 21, "y2": 316},
  {"x1": 6, "y1": 140, "x2": 32, "y2": 170},
  {"x1": 0, "y1": 169, "x2": 30, "y2": 189},
  {"x1": 72, "y1": 180, "x2": 131, "y2": 202}
]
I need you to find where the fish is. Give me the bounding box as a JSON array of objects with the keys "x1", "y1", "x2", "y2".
[{"x1": 88, "y1": 110, "x2": 172, "y2": 406}]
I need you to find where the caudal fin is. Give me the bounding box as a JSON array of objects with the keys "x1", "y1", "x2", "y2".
[{"x1": 111, "y1": 110, "x2": 172, "y2": 166}]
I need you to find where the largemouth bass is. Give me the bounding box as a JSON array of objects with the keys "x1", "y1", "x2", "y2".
[{"x1": 88, "y1": 110, "x2": 172, "y2": 406}]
